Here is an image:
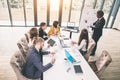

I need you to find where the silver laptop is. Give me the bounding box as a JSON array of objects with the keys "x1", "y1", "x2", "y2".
[{"x1": 58, "y1": 37, "x2": 70, "y2": 48}]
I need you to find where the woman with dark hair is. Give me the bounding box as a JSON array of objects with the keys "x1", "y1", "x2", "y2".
[
  {"x1": 18, "y1": 27, "x2": 38, "y2": 53},
  {"x1": 72, "y1": 29, "x2": 89, "y2": 55},
  {"x1": 39, "y1": 22, "x2": 48, "y2": 40},
  {"x1": 29, "y1": 28, "x2": 38, "y2": 41},
  {"x1": 48, "y1": 21, "x2": 60, "y2": 36}
]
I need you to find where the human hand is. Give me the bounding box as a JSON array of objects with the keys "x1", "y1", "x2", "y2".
[
  {"x1": 90, "y1": 26, "x2": 93, "y2": 28},
  {"x1": 54, "y1": 33, "x2": 59, "y2": 36},
  {"x1": 51, "y1": 58, "x2": 56, "y2": 64},
  {"x1": 50, "y1": 52, "x2": 56, "y2": 56},
  {"x1": 47, "y1": 44, "x2": 50, "y2": 48},
  {"x1": 71, "y1": 41, "x2": 76, "y2": 46}
]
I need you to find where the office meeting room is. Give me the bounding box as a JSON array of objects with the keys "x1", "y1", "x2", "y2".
[{"x1": 0, "y1": 0, "x2": 120, "y2": 80}]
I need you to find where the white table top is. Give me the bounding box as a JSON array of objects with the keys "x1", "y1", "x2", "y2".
[{"x1": 43, "y1": 36, "x2": 99, "y2": 80}]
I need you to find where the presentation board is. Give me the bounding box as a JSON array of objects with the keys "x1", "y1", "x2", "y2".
[{"x1": 79, "y1": 8, "x2": 97, "y2": 31}]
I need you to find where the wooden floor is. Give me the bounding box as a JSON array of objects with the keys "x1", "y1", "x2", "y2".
[
  {"x1": 96, "y1": 29, "x2": 120, "y2": 80},
  {"x1": 0, "y1": 27, "x2": 120, "y2": 80}
]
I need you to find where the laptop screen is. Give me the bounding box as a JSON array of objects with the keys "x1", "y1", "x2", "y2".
[
  {"x1": 64, "y1": 49, "x2": 74, "y2": 63},
  {"x1": 67, "y1": 22, "x2": 75, "y2": 28}
]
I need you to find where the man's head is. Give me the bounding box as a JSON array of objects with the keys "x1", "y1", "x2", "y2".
[
  {"x1": 33, "y1": 37, "x2": 44, "y2": 50},
  {"x1": 40, "y1": 22, "x2": 47, "y2": 30},
  {"x1": 97, "y1": 10, "x2": 104, "y2": 18}
]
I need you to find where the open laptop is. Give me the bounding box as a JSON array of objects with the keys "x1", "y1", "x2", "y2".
[
  {"x1": 58, "y1": 37, "x2": 70, "y2": 48},
  {"x1": 64, "y1": 49, "x2": 79, "y2": 63},
  {"x1": 67, "y1": 22, "x2": 75, "y2": 29}
]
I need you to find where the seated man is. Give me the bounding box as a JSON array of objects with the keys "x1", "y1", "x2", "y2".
[
  {"x1": 39, "y1": 22, "x2": 48, "y2": 40},
  {"x1": 22, "y1": 37, "x2": 55, "y2": 79}
]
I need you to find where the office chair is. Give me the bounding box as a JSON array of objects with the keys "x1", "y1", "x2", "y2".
[
  {"x1": 17, "y1": 42, "x2": 28, "y2": 59},
  {"x1": 10, "y1": 51, "x2": 31, "y2": 80},
  {"x1": 17, "y1": 33, "x2": 30, "y2": 55},
  {"x1": 88, "y1": 50, "x2": 112, "y2": 77},
  {"x1": 84, "y1": 39, "x2": 95, "y2": 61}
]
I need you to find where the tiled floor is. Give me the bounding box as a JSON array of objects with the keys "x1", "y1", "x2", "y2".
[{"x1": 0, "y1": 27, "x2": 120, "y2": 80}]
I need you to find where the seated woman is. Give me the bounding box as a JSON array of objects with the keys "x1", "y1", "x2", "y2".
[
  {"x1": 48, "y1": 21, "x2": 60, "y2": 36},
  {"x1": 72, "y1": 29, "x2": 89, "y2": 56},
  {"x1": 39, "y1": 22, "x2": 48, "y2": 40},
  {"x1": 18, "y1": 28, "x2": 38, "y2": 53}
]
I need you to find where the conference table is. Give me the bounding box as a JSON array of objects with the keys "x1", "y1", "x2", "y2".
[{"x1": 43, "y1": 36, "x2": 99, "y2": 80}]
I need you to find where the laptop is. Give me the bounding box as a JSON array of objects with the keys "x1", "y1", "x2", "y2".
[
  {"x1": 67, "y1": 22, "x2": 75, "y2": 29},
  {"x1": 64, "y1": 49, "x2": 77, "y2": 63},
  {"x1": 58, "y1": 37, "x2": 70, "y2": 48}
]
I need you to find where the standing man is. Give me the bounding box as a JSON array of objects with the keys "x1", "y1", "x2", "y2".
[
  {"x1": 90, "y1": 10, "x2": 105, "y2": 56},
  {"x1": 23, "y1": 37, "x2": 55, "y2": 80}
]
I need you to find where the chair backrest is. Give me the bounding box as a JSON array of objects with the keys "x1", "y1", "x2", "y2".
[
  {"x1": 10, "y1": 51, "x2": 31, "y2": 80},
  {"x1": 17, "y1": 42, "x2": 27, "y2": 59},
  {"x1": 17, "y1": 35, "x2": 30, "y2": 59},
  {"x1": 84, "y1": 39, "x2": 95, "y2": 61},
  {"x1": 95, "y1": 50, "x2": 112, "y2": 76},
  {"x1": 17, "y1": 34, "x2": 30, "y2": 55},
  {"x1": 24, "y1": 33, "x2": 29, "y2": 43}
]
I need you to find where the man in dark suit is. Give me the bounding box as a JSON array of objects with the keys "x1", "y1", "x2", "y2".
[
  {"x1": 91, "y1": 10, "x2": 105, "y2": 56},
  {"x1": 23, "y1": 37, "x2": 55, "y2": 80},
  {"x1": 39, "y1": 22, "x2": 48, "y2": 40}
]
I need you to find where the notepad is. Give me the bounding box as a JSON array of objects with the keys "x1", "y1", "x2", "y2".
[{"x1": 74, "y1": 65, "x2": 83, "y2": 73}]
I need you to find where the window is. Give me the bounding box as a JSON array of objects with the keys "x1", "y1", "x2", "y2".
[
  {"x1": 49, "y1": 0, "x2": 60, "y2": 25},
  {"x1": 37, "y1": 0, "x2": 47, "y2": 25},
  {"x1": 84, "y1": 0, "x2": 94, "y2": 8},
  {"x1": 95, "y1": 0, "x2": 103, "y2": 10},
  {"x1": 70, "y1": 0, "x2": 83, "y2": 26},
  {"x1": 102, "y1": 0, "x2": 114, "y2": 27},
  {"x1": 0, "y1": 0, "x2": 116, "y2": 28},
  {"x1": 9, "y1": 0, "x2": 25, "y2": 26},
  {"x1": 0, "y1": 0, "x2": 10, "y2": 25},
  {"x1": 113, "y1": 7, "x2": 120, "y2": 29},
  {"x1": 25, "y1": 0, "x2": 34, "y2": 26},
  {"x1": 61, "y1": 0, "x2": 70, "y2": 26}
]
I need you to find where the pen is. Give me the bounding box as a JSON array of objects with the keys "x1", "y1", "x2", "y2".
[{"x1": 66, "y1": 67, "x2": 71, "y2": 72}]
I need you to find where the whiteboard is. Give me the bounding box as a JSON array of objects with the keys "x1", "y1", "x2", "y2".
[{"x1": 79, "y1": 8, "x2": 98, "y2": 31}]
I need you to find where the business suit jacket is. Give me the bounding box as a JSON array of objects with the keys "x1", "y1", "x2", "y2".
[
  {"x1": 92, "y1": 17, "x2": 105, "y2": 38},
  {"x1": 39, "y1": 28, "x2": 48, "y2": 40},
  {"x1": 23, "y1": 46, "x2": 52, "y2": 79}
]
